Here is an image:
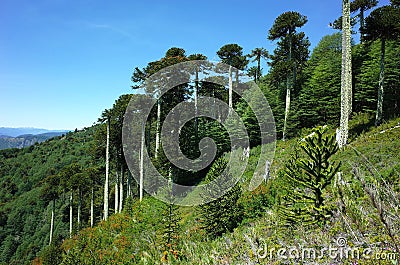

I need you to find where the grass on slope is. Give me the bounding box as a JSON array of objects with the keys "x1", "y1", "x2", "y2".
[{"x1": 42, "y1": 116, "x2": 400, "y2": 264}]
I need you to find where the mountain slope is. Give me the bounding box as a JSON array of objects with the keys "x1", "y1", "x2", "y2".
[
  {"x1": 45, "y1": 117, "x2": 400, "y2": 265},
  {"x1": 0, "y1": 132, "x2": 68, "y2": 150},
  {"x1": 0, "y1": 128, "x2": 68, "y2": 138},
  {"x1": 0, "y1": 127, "x2": 96, "y2": 265}
]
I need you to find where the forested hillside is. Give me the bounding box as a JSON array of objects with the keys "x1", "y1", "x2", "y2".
[
  {"x1": 0, "y1": 128, "x2": 97, "y2": 263},
  {"x1": 0, "y1": 0, "x2": 399, "y2": 264},
  {"x1": 0, "y1": 132, "x2": 67, "y2": 150}
]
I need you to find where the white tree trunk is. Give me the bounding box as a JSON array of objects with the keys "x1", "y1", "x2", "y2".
[
  {"x1": 339, "y1": 0, "x2": 352, "y2": 148},
  {"x1": 69, "y1": 191, "x2": 73, "y2": 238},
  {"x1": 90, "y1": 187, "x2": 94, "y2": 227},
  {"x1": 282, "y1": 84, "x2": 291, "y2": 141},
  {"x1": 104, "y1": 119, "x2": 110, "y2": 220},
  {"x1": 115, "y1": 171, "x2": 119, "y2": 214},
  {"x1": 195, "y1": 67, "x2": 199, "y2": 137},
  {"x1": 119, "y1": 165, "x2": 123, "y2": 213},
  {"x1": 282, "y1": 34, "x2": 293, "y2": 141},
  {"x1": 140, "y1": 125, "x2": 145, "y2": 201},
  {"x1": 155, "y1": 97, "x2": 161, "y2": 158},
  {"x1": 228, "y1": 65, "x2": 233, "y2": 110},
  {"x1": 127, "y1": 170, "x2": 132, "y2": 198},
  {"x1": 77, "y1": 187, "x2": 81, "y2": 229},
  {"x1": 49, "y1": 199, "x2": 55, "y2": 245},
  {"x1": 375, "y1": 38, "x2": 385, "y2": 126}
]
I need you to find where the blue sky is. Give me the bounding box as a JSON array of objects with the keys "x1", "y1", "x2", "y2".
[{"x1": 0, "y1": 0, "x2": 390, "y2": 130}]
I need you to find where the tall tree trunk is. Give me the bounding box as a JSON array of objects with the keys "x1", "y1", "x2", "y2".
[
  {"x1": 139, "y1": 125, "x2": 145, "y2": 201},
  {"x1": 228, "y1": 65, "x2": 233, "y2": 110},
  {"x1": 90, "y1": 186, "x2": 94, "y2": 227},
  {"x1": 282, "y1": 79, "x2": 291, "y2": 141},
  {"x1": 49, "y1": 199, "x2": 55, "y2": 245},
  {"x1": 69, "y1": 191, "x2": 73, "y2": 238},
  {"x1": 77, "y1": 187, "x2": 81, "y2": 229},
  {"x1": 104, "y1": 118, "x2": 110, "y2": 220},
  {"x1": 155, "y1": 97, "x2": 161, "y2": 158},
  {"x1": 115, "y1": 170, "x2": 119, "y2": 214},
  {"x1": 127, "y1": 170, "x2": 132, "y2": 198},
  {"x1": 212, "y1": 86, "x2": 217, "y2": 118},
  {"x1": 195, "y1": 67, "x2": 199, "y2": 138},
  {"x1": 375, "y1": 38, "x2": 385, "y2": 126},
  {"x1": 360, "y1": 7, "x2": 365, "y2": 42},
  {"x1": 257, "y1": 56, "x2": 261, "y2": 82},
  {"x1": 339, "y1": 0, "x2": 352, "y2": 148},
  {"x1": 282, "y1": 33, "x2": 293, "y2": 141},
  {"x1": 119, "y1": 164, "x2": 124, "y2": 213},
  {"x1": 146, "y1": 124, "x2": 151, "y2": 157}
]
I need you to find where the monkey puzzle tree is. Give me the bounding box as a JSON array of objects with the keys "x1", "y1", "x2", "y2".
[
  {"x1": 198, "y1": 157, "x2": 243, "y2": 238},
  {"x1": 188, "y1": 53, "x2": 208, "y2": 138},
  {"x1": 131, "y1": 47, "x2": 188, "y2": 158},
  {"x1": 268, "y1": 11, "x2": 308, "y2": 140},
  {"x1": 217, "y1": 44, "x2": 248, "y2": 109},
  {"x1": 247, "y1": 66, "x2": 259, "y2": 82},
  {"x1": 99, "y1": 110, "x2": 111, "y2": 219},
  {"x1": 298, "y1": 33, "x2": 342, "y2": 128},
  {"x1": 280, "y1": 126, "x2": 341, "y2": 225},
  {"x1": 40, "y1": 174, "x2": 60, "y2": 245},
  {"x1": 247, "y1": 47, "x2": 269, "y2": 82},
  {"x1": 363, "y1": 4, "x2": 400, "y2": 126},
  {"x1": 59, "y1": 163, "x2": 82, "y2": 237},
  {"x1": 351, "y1": 0, "x2": 378, "y2": 42},
  {"x1": 85, "y1": 166, "x2": 101, "y2": 227},
  {"x1": 109, "y1": 94, "x2": 133, "y2": 212}
]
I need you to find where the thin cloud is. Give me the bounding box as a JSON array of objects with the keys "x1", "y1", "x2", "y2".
[{"x1": 87, "y1": 22, "x2": 136, "y2": 42}]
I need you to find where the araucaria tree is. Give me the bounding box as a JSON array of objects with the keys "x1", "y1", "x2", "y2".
[
  {"x1": 40, "y1": 174, "x2": 60, "y2": 245},
  {"x1": 100, "y1": 110, "x2": 111, "y2": 219},
  {"x1": 268, "y1": 11, "x2": 308, "y2": 141},
  {"x1": 198, "y1": 157, "x2": 243, "y2": 238},
  {"x1": 363, "y1": 3, "x2": 400, "y2": 126},
  {"x1": 247, "y1": 47, "x2": 269, "y2": 82},
  {"x1": 297, "y1": 33, "x2": 342, "y2": 128},
  {"x1": 216, "y1": 44, "x2": 248, "y2": 109},
  {"x1": 280, "y1": 126, "x2": 341, "y2": 225},
  {"x1": 351, "y1": 0, "x2": 378, "y2": 42}
]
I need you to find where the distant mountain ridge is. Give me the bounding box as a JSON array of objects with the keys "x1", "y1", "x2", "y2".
[
  {"x1": 0, "y1": 127, "x2": 69, "y2": 150},
  {"x1": 0, "y1": 127, "x2": 68, "y2": 138}
]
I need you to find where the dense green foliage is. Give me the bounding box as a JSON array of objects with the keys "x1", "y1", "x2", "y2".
[
  {"x1": 0, "y1": 2, "x2": 399, "y2": 264},
  {"x1": 0, "y1": 128, "x2": 96, "y2": 264},
  {"x1": 279, "y1": 126, "x2": 341, "y2": 224},
  {"x1": 33, "y1": 118, "x2": 400, "y2": 264},
  {"x1": 297, "y1": 33, "x2": 342, "y2": 128},
  {"x1": 198, "y1": 158, "x2": 243, "y2": 238}
]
